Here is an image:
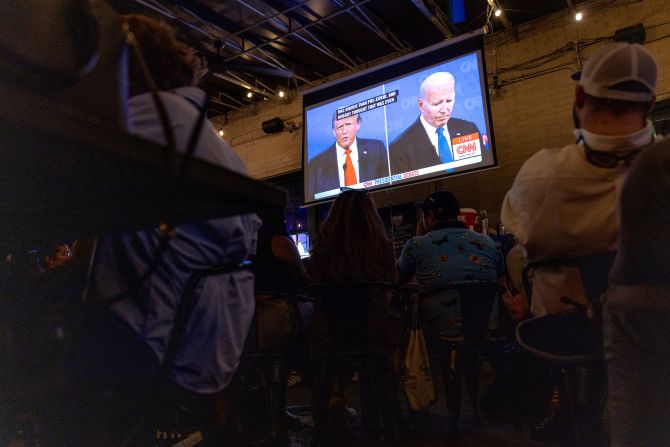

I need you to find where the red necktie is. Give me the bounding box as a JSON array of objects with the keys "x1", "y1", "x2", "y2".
[{"x1": 344, "y1": 148, "x2": 357, "y2": 186}]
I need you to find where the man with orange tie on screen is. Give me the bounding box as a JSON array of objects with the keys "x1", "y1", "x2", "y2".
[
  {"x1": 307, "y1": 112, "x2": 389, "y2": 200},
  {"x1": 389, "y1": 71, "x2": 483, "y2": 175}
]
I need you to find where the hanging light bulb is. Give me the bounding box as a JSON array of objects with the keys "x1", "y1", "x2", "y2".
[
  {"x1": 278, "y1": 90, "x2": 285, "y2": 98},
  {"x1": 575, "y1": 11, "x2": 583, "y2": 21},
  {"x1": 494, "y1": 9, "x2": 502, "y2": 17},
  {"x1": 218, "y1": 129, "x2": 224, "y2": 136}
]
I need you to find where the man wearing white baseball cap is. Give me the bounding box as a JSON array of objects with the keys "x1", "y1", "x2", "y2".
[{"x1": 501, "y1": 41, "x2": 658, "y2": 316}]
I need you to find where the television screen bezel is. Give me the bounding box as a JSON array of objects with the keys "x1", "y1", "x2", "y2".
[{"x1": 301, "y1": 31, "x2": 497, "y2": 206}]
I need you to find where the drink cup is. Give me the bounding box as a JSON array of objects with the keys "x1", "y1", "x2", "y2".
[{"x1": 458, "y1": 208, "x2": 480, "y2": 232}]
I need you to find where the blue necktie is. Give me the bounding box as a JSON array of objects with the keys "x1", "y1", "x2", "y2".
[{"x1": 437, "y1": 127, "x2": 453, "y2": 163}]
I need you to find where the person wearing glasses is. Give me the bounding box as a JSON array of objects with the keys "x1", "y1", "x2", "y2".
[{"x1": 501, "y1": 41, "x2": 658, "y2": 316}]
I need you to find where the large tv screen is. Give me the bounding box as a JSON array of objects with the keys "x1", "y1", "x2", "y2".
[{"x1": 302, "y1": 32, "x2": 496, "y2": 205}]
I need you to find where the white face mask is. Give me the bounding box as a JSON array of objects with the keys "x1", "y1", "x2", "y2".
[{"x1": 573, "y1": 121, "x2": 654, "y2": 152}]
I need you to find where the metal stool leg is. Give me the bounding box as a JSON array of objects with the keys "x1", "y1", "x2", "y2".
[{"x1": 442, "y1": 348, "x2": 463, "y2": 431}]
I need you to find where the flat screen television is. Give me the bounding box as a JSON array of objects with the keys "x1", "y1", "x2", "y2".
[
  {"x1": 290, "y1": 232, "x2": 310, "y2": 259},
  {"x1": 302, "y1": 31, "x2": 496, "y2": 205}
]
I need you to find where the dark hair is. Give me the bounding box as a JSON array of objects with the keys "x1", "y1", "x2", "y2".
[
  {"x1": 420, "y1": 190, "x2": 461, "y2": 221},
  {"x1": 309, "y1": 190, "x2": 395, "y2": 282},
  {"x1": 584, "y1": 85, "x2": 653, "y2": 119},
  {"x1": 124, "y1": 14, "x2": 198, "y2": 96},
  {"x1": 331, "y1": 111, "x2": 362, "y2": 129}
]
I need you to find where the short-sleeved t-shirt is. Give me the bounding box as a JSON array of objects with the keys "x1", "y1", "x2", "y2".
[
  {"x1": 397, "y1": 226, "x2": 505, "y2": 287},
  {"x1": 398, "y1": 226, "x2": 505, "y2": 337}
]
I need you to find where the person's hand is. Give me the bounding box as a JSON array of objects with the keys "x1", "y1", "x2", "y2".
[
  {"x1": 44, "y1": 244, "x2": 73, "y2": 269},
  {"x1": 502, "y1": 288, "x2": 529, "y2": 322}
]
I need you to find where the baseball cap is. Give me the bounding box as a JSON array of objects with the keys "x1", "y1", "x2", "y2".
[
  {"x1": 571, "y1": 42, "x2": 657, "y2": 102},
  {"x1": 418, "y1": 191, "x2": 460, "y2": 219}
]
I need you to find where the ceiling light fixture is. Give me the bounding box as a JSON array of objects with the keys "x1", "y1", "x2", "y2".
[
  {"x1": 278, "y1": 90, "x2": 285, "y2": 98},
  {"x1": 246, "y1": 91, "x2": 253, "y2": 98},
  {"x1": 218, "y1": 130, "x2": 224, "y2": 136},
  {"x1": 494, "y1": 9, "x2": 502, "y2": 17},
  {"x1": 575, "y1": 11, "x2": 583, "y2": 21}
]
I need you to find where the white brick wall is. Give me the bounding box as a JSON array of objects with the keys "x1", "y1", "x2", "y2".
[{"x1": 220, "y1": 0, "x2": 670, "y2": 224}]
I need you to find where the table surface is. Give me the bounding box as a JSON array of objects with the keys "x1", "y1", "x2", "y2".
[{"x1": 0, "y1": 79, "x2": 286, "y2": 253}]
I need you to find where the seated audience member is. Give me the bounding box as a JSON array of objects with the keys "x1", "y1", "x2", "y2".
[
  {"x1": 605, "y1": 137, "x2": 670, "y2": 447},
  {"x1": 308, "y1": 190, "x2": 400, "y2": 349},
  {"x1": 249, "y1": 206, "x2": 312, "y2": 358},
  {"x1": 501, "y1": 42, "x2": 658, "y2": 316},
  {"x1": 308, "y1": 189, "x2": 402, "y2": 439},
  {"x1": 64, "y1": 14, "x2": 260, "y2": 445},
  {"x1": 397, "y1": 191, "x2": 505, "y2": 339},
  {"x1": 253, "y1": 207, "x2": 310, "y2": 300}
]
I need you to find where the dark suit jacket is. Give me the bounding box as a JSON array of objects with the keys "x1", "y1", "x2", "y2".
[
  {"x1": 307, "y1": 138, "x2": 389, "y2": 200},
  {"x1": 389, "y1": 117, "x2": 481, "y2": 175}
]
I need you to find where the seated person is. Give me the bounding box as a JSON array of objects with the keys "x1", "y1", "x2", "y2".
[
  {"x1": 308, "y1": 189, "x2": 401, "y2": 441},
  {"x1": 501, "y1": 42, "x2": 658, "y2": 317},
  {"x1": 308, "y1": 189, "x2": 401, "y2": 352},
  {"x1": 605, "y1": 137, "x2": 670, "y2": 447},
  {"x1": 62, "y1": 14, "x2": 260, "y2": 445},
  {"x1": 397, "y1": 191, "x2": 505, "y2": 339},
  {"x1": 250, "y1": 206, "x2": 311, "y2": 351}
]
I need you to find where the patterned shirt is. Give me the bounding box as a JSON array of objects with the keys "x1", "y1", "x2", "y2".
[
  {"x1": 398, "y1": 226, "x2": 505, "y2": 337},
  {"x1": 397, "y1": 226, "x2": 505, "y2": 287}
]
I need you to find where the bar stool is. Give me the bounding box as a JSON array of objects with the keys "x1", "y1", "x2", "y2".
[
  {"x1": 123, "y1": 262, "x2": 255, "y2": 447},
  {"x1": 417, "y1": 281, "x2": 499, "y2": 431},
  {"x1": 229, "y1": 291, "x2": 312, "y2": 446},
  {"x1": 516, "y1": 252, "x2": 615, "y2": 447},
  {"x1": 302, "y1": 281, "x2": 402, "y2": 447}
]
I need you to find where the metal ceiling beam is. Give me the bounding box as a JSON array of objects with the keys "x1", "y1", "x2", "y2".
[
  {"x1": 229, "y1": 0, "x2": 313, "y2": 38},
  {"x1": 223, "y1": 0, "x2": 374, "y2": 65},
  {"x1": 210, "y1": 96, "x2": 242, "y2": 110},
  {"x1": 174, "y1": 1, "x2": 296, "y2": 73},
  {"x1": 218, "y1": 92, "x2": 246, "y2": 107},
  {"x1": 177, "y1": 0, "x2": 343, "y2": 80},
  {"x1": 336, "y1": 0, "x2": 412, "y2": 53},
  {"x1": 225, "y1": 70, "x2": 278, "y2": 96},
  {"x1": 235, "y1": 0, "x2": 356, "y2": 70},
  {"x1": 410, "y1": 0, "x2": 454, "y2": 38}
]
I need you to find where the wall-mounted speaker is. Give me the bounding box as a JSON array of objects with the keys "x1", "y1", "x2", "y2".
[
  {"x1": 614, "y1": 23, "x2": 646, "y2": 44},
  {"x1": 262, "y1": 117, "x2": 285, "y2": 134}
]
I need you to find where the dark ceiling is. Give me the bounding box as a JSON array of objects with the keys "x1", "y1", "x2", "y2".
[{"x1": 114, "y1": 0, "x2": 586, "y2": 115}]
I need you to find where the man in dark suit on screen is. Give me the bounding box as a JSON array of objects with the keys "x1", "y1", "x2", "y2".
[
  {"x1": 307, "y1": 112, "x2": 389, "y2": 200},
  {"x1": 389, "y1": 71, "x2": 483, "y2": 175}
]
